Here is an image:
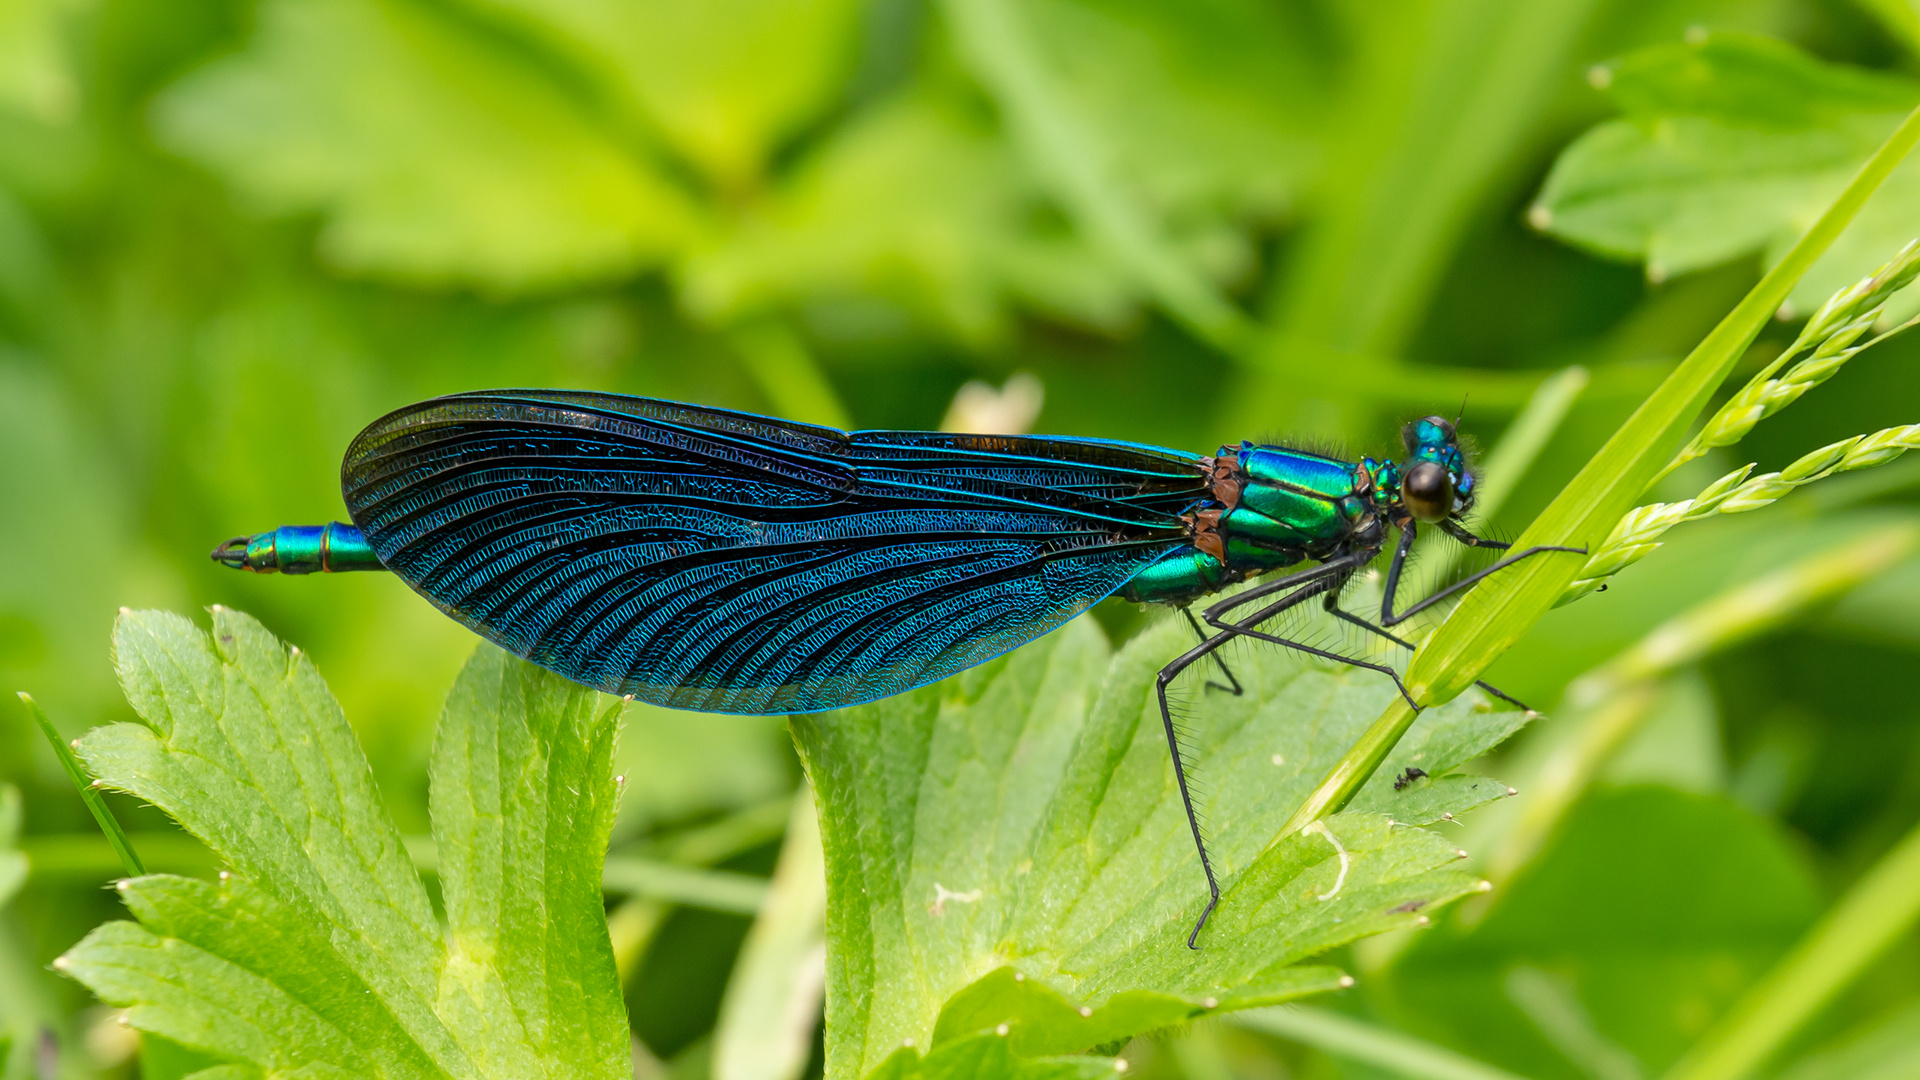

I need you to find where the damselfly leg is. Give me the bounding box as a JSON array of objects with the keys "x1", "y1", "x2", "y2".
[
  {"x1": 1159, "y1": 531, "x2": 1586, "y2": 946},
  {"x1": 1152, "y1": 558, "x2": 1362, "y2": 948},
  {"x1": 1376, "y1": 521, "x2": 1586, "y2": 628},
  {"x1": 1182, "y1": 607, "x2": 1243, "y2": 695}
]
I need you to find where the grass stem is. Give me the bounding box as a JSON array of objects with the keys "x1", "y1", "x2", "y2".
[
  {"x1": 1237, "y1": 1006, "x2": 1528, "y2": 1080},
  {"x1": 20, "y1": 694, "x2": 144, "y2": 878}
]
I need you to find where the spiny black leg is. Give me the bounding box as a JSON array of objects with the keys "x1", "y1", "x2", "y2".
[
  {"x1": 1200, "y1": 553, "x2": 1372, "y2": 624},
  {"x1": 1322, "y1": 591, "x2": 1536, "y2": 712},
  {"x1": 1378, "y1": 523, "x2": 1586, "y2": 628},
  {"x1": 1159, "y1": 572, "x2": 1349, "y2": 948},
  {"x1": 1206, "y1": 608, "x2": 1421, "y2": 711},
  {"x1": 1154, "y1": 630, "x2": 1238, "y2": 948},
  {"x1": 1439, "y1": 519, "x2": 1509, "y2": 549},
  {"x1": 1183, "y1": 607, "x2": 1242, "y2": 695}
]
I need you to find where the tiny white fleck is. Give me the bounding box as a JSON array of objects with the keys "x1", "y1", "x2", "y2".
[
  {"x1": 1202, "y1": 997, "x2": 1218, "y2": 1009},
  {"x1": 1013, "y1": 972, "x2": 1025, "y2": 982},
  {"x1": 1457, "y1": 849, "x2": 1469, "y2": 859},
  {"x1": 69, "y1": 740, "x2": 80, "y2": 752},
  {"x1": 1648, "y1": 262, "x2": 1669, "y2": 285},
  {"x1": 290, "y1": 645, "x2": 301, "y2": 657},
  {"x1": 90, "y1": 779, "x2": 106, "y2": 789},
  {"x1": 219, "y1": 870, "x2": 231, "y2": 882},
  {"x1": 210, "y1": 604, "x2": 225, "y2": 613},
  {"x1": 1476, "y1": 880, "x2": 1494, "y2": 893},
  {"x1": 1506, "y1": 787, "x2": 1518, "y2": 797},
  {"x1": 1114, "y1": 1059, "x2": 1130, "y2": 1073},
  {"x1": 52, "y1": 956, "x2": 69, "y2": 970},
  {"x1": 1417, "y1": 915, "x2": 1432, "y2": 927},
  {"x1": 1079, "y1": 1006, "x2": 1093, "y2": 1018},
  {"x1": 903, "y1": 1038, "x2": 914, "y2": 1048},
  {"x1": 115, "y1": 1012, "x2": 131, "y2": 1026},
  {"x1": 1338, "y1": 975, "x2": 1355, "y2": 988},
  {"x1": 996, "y1": 1024, "x2": 1009, "y2": 1036},
  {"x1": 1685, "y1": 23, "x2": 1708, "y2": 44},
  {"x1": 614, "y1": 775, "x2": 625, "y2": 785},
  {"x1": 118, "y1": 606, "x2": 131, "y2": 615},
  {"x1": 1527, "y1": 204, "x2": 1553, "y2": 230},
  {"x1": 114, "y1": 879, "x2": 130, "y2": 892},
  {"x1": 929, "y1": 882, "x2": 982, "y2": 916},
  {"x1": 1586, "y1": 64, "x2": 1612, "y2": 89},
  {"x1": 1270, "y1": 753, "x2": 1285, "y2": 766}
]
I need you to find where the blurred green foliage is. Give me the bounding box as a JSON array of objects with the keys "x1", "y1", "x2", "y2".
[{"x1": 4, "y1": 0, "x2": 1920, "y2": 1076}]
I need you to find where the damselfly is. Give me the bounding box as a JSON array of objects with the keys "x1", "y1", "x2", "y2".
[{"x1": 213, "y1": 390, "x2": 1581, "y2": 944}]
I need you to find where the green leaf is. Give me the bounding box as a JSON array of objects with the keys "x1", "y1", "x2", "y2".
[
  {"x1": 460, "y1": 0, "x2": 864, "y2": 189},
  {"x1": 57, "y1": 608, "x2": 629, "y2": 1077},
  {"x1": 870, "y1": 1032, "x2": 1119, "y2": 1080},
  {"x1": 681, "y1": 90, "x2": 1134, "y2": 343},
  {"x1": 152, "y1": 0, "x2": 700, "y2": 292},
  {"x1": 795, "y1": 612, "x2": 1527, "y2": 1078},
  {"x1": 1534, "y1": 33, "x2": 1920, "y2": 311},
  {"x1": 429, "y1": 642, "x2": 629, "y2": 1077}
]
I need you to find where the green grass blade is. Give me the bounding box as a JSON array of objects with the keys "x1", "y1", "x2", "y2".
[
  {"x1": 1236, "y1": 1006, "x2": 1530, "y2": 1080},
  {"x1": 1661, "y1": 813, "x2": 1920, "y2": 1080},
  {"x1": 1403, "y1": 102, "x2": 1920, "y2": 708},
  {"x1": 19, "y1": 692, "x2": 144, "y2": 877}
]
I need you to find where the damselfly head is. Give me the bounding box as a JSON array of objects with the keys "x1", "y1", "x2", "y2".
[{"x1": 1398, "y1": 414, "x2": 1474, "y2": 521}]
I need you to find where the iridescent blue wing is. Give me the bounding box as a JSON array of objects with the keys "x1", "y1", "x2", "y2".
[{"x1": 342, "y1": 389, "x2": 1204, "y2": 714}]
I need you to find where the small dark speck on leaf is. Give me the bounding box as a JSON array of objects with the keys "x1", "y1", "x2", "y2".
[
  {"x1": 1389, "y1": 899, "x2": 1427, "y2": 914},
  {"x1": 1393, "y1": 767, "x2": 1428, "y2": 791}
]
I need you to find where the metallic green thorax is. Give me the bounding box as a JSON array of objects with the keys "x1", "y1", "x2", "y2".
[
  {"x1": 1118, "y1": 420, "x2": 1477, "y2": 607},
  {"x1": 212, "y1": 522, "x2": 383, "y2": 574}
]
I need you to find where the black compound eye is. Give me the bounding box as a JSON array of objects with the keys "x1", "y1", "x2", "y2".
[{"x1": 1401, "y1": 461, "x2": 1454, "y2": 523}]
